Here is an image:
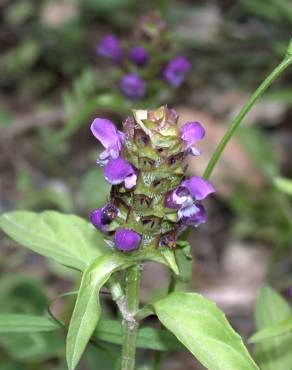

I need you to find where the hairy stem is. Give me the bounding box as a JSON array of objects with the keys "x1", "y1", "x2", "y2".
[
  {"x1": 120, "y1": 264, "x2": 143, "y2": 370},
  {"x1": 203, "y1": 52, "x2": 292, "y2": 180}
]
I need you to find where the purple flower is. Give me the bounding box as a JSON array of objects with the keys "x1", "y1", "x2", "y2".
[
  {"x1": 96, "y1": 34, "x2": 123, "y2": 63},
  {"x1": 180, "y1": 204, "x2": 206, "y2": 227},
  {"x1": 90, "y1": 204, "x2": 119, "y2": 232},
  {"x1": 129, "y1": 47, "x2": 149, "y2": 66},
  {"x1": 163, "y1": 56, "x2": 191, "y2": 87},
  {"x1": 180, "y1": 121, "x2": 205, "y2": 156},
  {"x1": 120, "y1": 74, "x2": 145, "y2": 100},
  {"x1": 104, "y1": 157, "x2": 137, "y2": 189},
  {"x1": 166, "y1": 176, "x2": 214, "y2": 219},
  {"x1": 114, "y1": 228, "x2": 141, "y2": 251},
  {"x1": 91, "y1": 118, "x2": 125, "y2": 165}
]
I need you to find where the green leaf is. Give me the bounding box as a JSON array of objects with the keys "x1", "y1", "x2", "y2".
[
  {"x1": 152, "y1": 292, "x2": 259, "y2": 370},
  {"x1": 66, "y1": 253, "x2": 133, "y2": 370},
  {"x1": 254, "y1": 285, "x2": 292, "y2": 370},
  {"x1": 250, "y1": 316, "x2": 292, "y2": 343},
  {"x1": 94, "y1": 319, "x2": 183, "y2": 351},
  {"x1": 0, "y1": 211, "x2": 109, "y2": 271},
  {"x1": 0, "y1": 314, "x2": 59, "y2": 333},
  {"x1": 274, "y1": 176, "x2": 292, "y2": 196}
]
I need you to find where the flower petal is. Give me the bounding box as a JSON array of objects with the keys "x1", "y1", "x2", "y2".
[
  {"x1": 178, "y1": 203, "x2": 200, "y2": 219},
  {"x1": 104, "y1": 157, "x2": 137, "y2": 188},
  {"x1": 114, "y1": 228, "x2": 141, "y2": 251},
  {"x1": 91, "y1": 118, "x2": 124, "y2": 149},
  {"x1": 163, "y1": 56, "x2": 191, "y2": 87},
  {"x1": 181, "y1": 204, "x2": 206, "y2": 227},
  {"x1": 182, "y1": 176, "x2": 215, "y2": 201},
  {"x1": 90, "y1": 208, "x2": 103, "y2": 230},
  {"x1": 180, "y1": 122, "x2": 205, "y2": 148},
  {"x1": 96, "y1": 34, "x2": 123, "y2": 63}
]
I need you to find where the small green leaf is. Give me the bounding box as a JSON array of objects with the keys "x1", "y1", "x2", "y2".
[
  {"x1": 250, "y1": 316, "x2": 292, "y2": 343},
  {"x1": 66, "y1": 253, "x2": 133, "y2": 370},
  {"x1": 0, "y1": 211, "x2": 109, "y2": 271},
  {"x1": 254, "y1": 285, "x2": 292, "y2": 370},
  {"x1": 152, "y1": 292, "x2": 259, "y2": 370},
  {"x1": 0, "y1": 314, "x2": 59, "y2": 333},
  {"x1": 274, "y1": 176, "x2": 292, "y2": 196},
  {"x1": 94, "y1": 319, "x2": 183, "y2": 351}
]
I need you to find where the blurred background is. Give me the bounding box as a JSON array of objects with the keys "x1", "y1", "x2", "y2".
[{"x1": 1, "y1": 0, "x2": 292, "y2": 369}]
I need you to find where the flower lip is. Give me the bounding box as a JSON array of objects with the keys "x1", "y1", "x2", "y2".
[
  {"x1": 97, "y1": 34, "x2": 123, "y2": 63},
  {"x1": 163, "y1": 56, "x2": 191, "y2": 87},
  {"x1": 180, "y1": 121, "x2": 205, "y2": 156},
  {"x1": 129, "y1": 46, "x2": 149, "y2": 66},
  {"x1": 181, "y1": 176, "x2": 215, "y2": 201},
  {"x1": 114, "y1": 228, "x2": 141, "y2": 251},
  {"x1": 119, "y1": 74, "x2": 145, "y2": 100},
  {"x1": 91, "y1": 118, "x2": 125, "y2": 165},
  {"x1": 180, "y1": 204, "x2": 207, "y2": 227},
  {"x1": 104, "y1": 157, "x2": 137, "y2": 189}
]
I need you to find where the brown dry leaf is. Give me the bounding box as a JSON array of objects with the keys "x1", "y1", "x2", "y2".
[{"x1": 177, "y1": 107, "x2": 265, "y2": 197}]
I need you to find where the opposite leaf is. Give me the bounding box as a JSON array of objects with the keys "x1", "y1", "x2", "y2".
[
  {"x1": 0, "y1": 211, "x2": 109, "y2": 271},
  {"x1": 249, "y1": 316, "x2": 292, "y2": 343},
  {"x1": 66, "y1": 253, "x2": 133, "y2": 370},
  {"x1": 152, "y1": 292, "x2": 259, "y2": 370}
]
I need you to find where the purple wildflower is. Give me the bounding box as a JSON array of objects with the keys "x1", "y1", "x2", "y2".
[
  {"x1": 91, "y1": 118, "x2": 125, "y2": 165},
  {"x1": 163, "y1": 56, "x2": 191, "y2": 87},
  {"x1": 114, "y1": 228, "x2": 141, "y2": 251},
  {"x1": 180, "y1": 121, "x2": 205, "y2": 156},
  {"x1": 104, "y1": 157, "x2": 137, "y2": 189},
  {"x1": 166, "y1": 176, "x2": 214, "y2": 219},
  {"x1": 96, "y1": 34, "x2": 123, "y2": 63},
  {"x1": 129, "y1": 47, "x2": 149, "y2": 66},
  {"x1": 120, "y1": 74, "x2": 145, "y2": 100}
]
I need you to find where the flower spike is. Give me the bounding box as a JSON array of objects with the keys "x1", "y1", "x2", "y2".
[{"x1": 90, "y1": 105, "x2": 214, "y2": 252}]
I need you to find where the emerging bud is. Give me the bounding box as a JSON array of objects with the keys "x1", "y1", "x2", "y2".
[{"x1": 90, "y1": 105, "x2": 214, "y2": 252}]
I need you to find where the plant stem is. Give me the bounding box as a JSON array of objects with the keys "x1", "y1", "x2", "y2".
[
  {"x1": 203, "y1": 53, "x2": 292, "y2": 180},
  {"x1": 121, "y1": 264, "x2": 143, "y2": 370}
]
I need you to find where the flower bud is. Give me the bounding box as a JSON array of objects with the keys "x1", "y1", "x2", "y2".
[
  {"x1": 96, "y1": 34, "x2": 123, "y2": 63},
  {"x1": 119, "y1": 74, "x2": 145, "y2": 100},
  {"x1": 129, "y1": 47, "x2": 149, "y2": 66}
]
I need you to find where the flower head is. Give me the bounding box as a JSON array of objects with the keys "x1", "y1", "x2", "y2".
[
  {"x1": 114, "y1": 228, "x2": 141, "y2": 251},
  {"x1": 91, "y1": 118, "x2": 125, "y2": 165},
  {"x1": 164, "y1": 56, "x2": 191, "y2": 87},
  {"x1": 90, "y1": 105, "x2": 214, "y2": 253},
  {"x1": 129, "y1": 47, "x2": 149, "y2": 66},
  {"x1": 96, "y1": 34, "x2": 123, "y2": 63},
  {"x1": 120, "y1": 74, "x2": 145, "y2": 100},
  {"x1": 104, "y1": 157, "x2": 137, "y2": 189},
  {"x1": 180, "y1": 121, "x2": 205, "y2": 156}
]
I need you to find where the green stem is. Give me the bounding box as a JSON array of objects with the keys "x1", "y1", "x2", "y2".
[
  {"x1": 120, "y1": 264, "x2": 143, "y2": 370},
  {"x1": 203, "y1": 53, "x2": 292, "y2": 180}
]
